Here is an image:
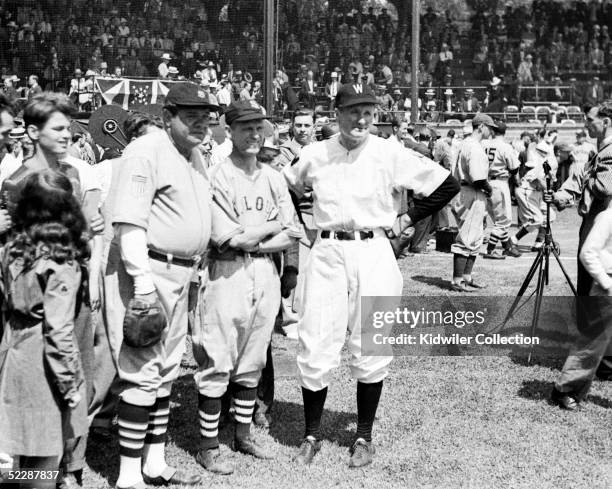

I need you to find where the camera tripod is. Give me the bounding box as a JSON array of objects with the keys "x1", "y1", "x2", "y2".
[{"x1": 503, "y1": 163, "x2": 577, "y2": 363}]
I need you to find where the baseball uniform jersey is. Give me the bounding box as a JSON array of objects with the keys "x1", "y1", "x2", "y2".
[{"x1": 284, "y1": 134, "x2": 448, "y2": 391}]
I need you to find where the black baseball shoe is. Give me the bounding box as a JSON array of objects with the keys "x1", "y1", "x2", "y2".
[
  {"x1": 449, "y1": 281, "x2": 472, "y2": 293},
  {"x1": 196, "y1": 447, "x2": 234, "y2": 475},
  {"x1": 295, "y1": 436, "x2": 321, "y2": 465},
  {"x1": 232, "y1": 435, "x2": 273, "y2": 459},
  {"x1": 550, "y1": 387, "x2": 581, "y2": 411},
  {"x1": 503, "y1": 245, "x2": 522, "y2": 258},
  {"x1": 348, "y1": 438, "x2": 375, "y2": 468}
]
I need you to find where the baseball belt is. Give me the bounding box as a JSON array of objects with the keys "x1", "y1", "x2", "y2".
[
  {"x1": 148, "y1": 249, "x2": 201, "y2": 268},
  {"x1": 320, "y1": 230, "x2": 374, "y2": 240}
]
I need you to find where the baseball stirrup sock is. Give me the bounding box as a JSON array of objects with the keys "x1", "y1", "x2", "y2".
[
  {"x1": 198, "y1": 393, "x2": 222, "y2": 450},
  {"x1": 230, "y1": 382, "x2": 257, "y2": 440},
  {"x1": 453, "y1": 254, "x2": 468, "y2": 282},
  {"x1": 515, "y1": 226, "x2": 529, "y2": 241},
  {"x1": 144, "y1": 396, "x2": 170, "y2": 445},
  {"x1": 117, "y1": 400, "x2": 150, "y2": 458},
  {"x1": 356, "y1": 381, "x2": 383, "y2": 442},
  {"x1": 464, "y1": 255, "x2": 476, "y2": 277},
  {"x1": 535, "y1": 226, "x2": 546, "y2": 243},
  {"x1": 302, "y1": 386, "x2": 328, "y2": 440}
]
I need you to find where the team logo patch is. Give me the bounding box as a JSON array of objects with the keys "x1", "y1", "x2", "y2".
[{"x1": 131, "y1": 175, "x2": 147, "y2": 197}]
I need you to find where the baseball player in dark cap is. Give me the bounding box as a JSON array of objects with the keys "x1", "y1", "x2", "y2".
[
  {"x1": 192, "y1": 100, "x2": 303, "y2": 474},
  {"x1": 482, "y1": 121, "x2": 522, "y2": 259},
  {"x1": 111, "y1": 82, "x2": 240, "y2": 488},
  {"x1": 450, "y1": 113, "x2": 497, "y2": 291},
  {"x1": 284, "y1": 84, "x2": 458, "y2": 467}
]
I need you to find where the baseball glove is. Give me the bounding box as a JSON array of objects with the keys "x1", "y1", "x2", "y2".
[{"x1": 123, "y1": 296, "x2": 167, "y2": 348}]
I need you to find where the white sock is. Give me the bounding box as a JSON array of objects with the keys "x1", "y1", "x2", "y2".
[
  {"x1": 116, "y1": 456, "x2": 143, "y2": 488},
  {"x1": 142, "y1": 443, "x2": 168, "y2": 478}
]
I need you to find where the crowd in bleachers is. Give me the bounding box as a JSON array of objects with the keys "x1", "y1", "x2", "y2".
[{"x1": 0, "y1": 0, "x2": 609, "y2": 118}]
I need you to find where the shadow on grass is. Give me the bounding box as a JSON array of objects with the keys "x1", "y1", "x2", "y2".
[
  {"x1": 267, "y1": 400, "x2": 355, "y2": 448},
  {"x1": 509, "y1": 351, "x2": 566, "y2": 370},
  {"x1": 411, "y1": 275, "x2": 455, "y2": 291},
  {"x1": 517, "y1": 379, "x2": 554, "y2": 402}
]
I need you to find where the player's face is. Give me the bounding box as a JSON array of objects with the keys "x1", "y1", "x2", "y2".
[
  {"x1": 0, "y1": 110, "x2": 14, "y2": 148},
  {"x1": 230, "y1": 119, "x2": 265, "y2": 155},
  {"x1": 585, "y1": 107, "x2": 606, "y2": 140},
  {"x1": 31, "y1": 111, "x2": 71, "y2": 156},
  {"x1": 293, "y1": 115, "x2": 314, "y2": 146},
  {"x1": 169, "y1": 108, "x2": 210, "y2": 148},
  {"x1": 336, "y1": 103, "x2": 375, "y2": 147}
]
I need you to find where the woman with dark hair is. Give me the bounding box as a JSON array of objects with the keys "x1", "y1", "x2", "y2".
[{"x1": 0, "y1": 169, "x2": 89, "y2": 484}]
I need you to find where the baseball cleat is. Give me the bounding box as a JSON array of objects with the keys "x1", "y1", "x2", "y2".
[
  {"x1": 232, "y1": 435, "x2": 273, "y2": 459},
  {"x1": 483, "y1": 250, "x2": 506, "y2": 260},
  {"x1": 464, "y1": 279, "x2": 486, "y2": 289},
  {"x1": 449, "y1": 282, "x2": 471, "y2": 293},
  {"x1": 550, "y1": 387, "x2": 581, "y2": 411},
  {"x1": 196, "y1": 447, "x2": 234, "y2": 475},
  {"x1": 348, "y1": 438, "x2": 375, "y2": 468},
  {"x1": 295, "y1": 436, "x2": 321, "y2": 465},
  {"x1": 503, "y1": 245, "x2": 522, "y2": 258}
]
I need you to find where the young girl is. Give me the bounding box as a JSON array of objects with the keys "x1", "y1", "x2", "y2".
[{"x1": 0, "y1": 170, "x2": 89, "y2": 486}]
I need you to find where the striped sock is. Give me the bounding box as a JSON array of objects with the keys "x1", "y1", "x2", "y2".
[
  {"x1": 198, "y1": 393, "x2": 222, "y2": 450},
  {"x1": 142, "y1": 396, "x2": 170, "y2": 478},
  {"x1": 487, "y1": 234, "x2": 499, "y2": 253},
  {"x1": 117, "y1": 400, "x2": 149, "y2": 488},
  {"x1": 302, "y1": 387, "x2": 327, "y2": 440},
  {"x1": 118, "y1": 400, "x2": 150, "y2": 458},
  {"x1": 230, "y1": 382, "x2": 256, "y2": 440},
  {"x1": 144, "y1": 396, "x2": 170, "y2": 445}
]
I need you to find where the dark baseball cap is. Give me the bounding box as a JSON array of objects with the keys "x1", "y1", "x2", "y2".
[
  {"x1": 471, "y1": 113, "x2": 498, "y2": 129},
  {"x1": 224, "y1": 100, "x2": 269, "y2": 126},
  {"x1": 494, "y1": 120, "x2": 507, "y2": 133},
  {"x1": 335, "y1": 84, "x2": 378, "y2": 109},
  {"x1": 165, "y1": 82, "x2": 219, "y2": 110}
]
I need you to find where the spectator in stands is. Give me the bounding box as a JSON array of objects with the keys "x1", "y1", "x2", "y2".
[
  {"x1": 3, "y1": 76, "x2": 19, "y2": 100},
  {"x1": 217, "y1": 79, "x2": 232, "y2": 109},
  {"x1": 158, "y1": 52, "x2": 171, "y2": 78},
  {"x1": 299, "y1": 70, "x2": 317, "y2": 109},
  {"x1": 325, "y1": 71, "x2": 341, "y2": 111},
  {"x1": 460, "y1": 88, "x2": 480, "y2": 114},
  {"x1": 586, "y1": 76, "x2": 605, "y2": 105},
  {"x1": 590, "y1": 40, "x2": 605, "y2": 70},
  {"x1": 26, "y1": 74, "x2": 42, "y2": 100},
  {"x1": 517, "y1": 54, "x2": 533, "y2": 85}
]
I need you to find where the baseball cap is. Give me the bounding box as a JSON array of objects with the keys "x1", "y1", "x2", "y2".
[
  {"x1": 224, "y1": 100, "x2": 269, "y2": 126},
  {"x1": 164, "y1": 82, "x2": 220, "y2": 110},
  {"x1": 335, "y1": 84, "x2": 378, "y2": 108},
  {"x1": 576, "y1": 129, "x2": 587, "y2": 137},
  {"x1": 471, "y1": 113, "x2": 498, "y2": 129},
  {"x1": 494, "y1": 121, "x2": 507, "y2": 133}
]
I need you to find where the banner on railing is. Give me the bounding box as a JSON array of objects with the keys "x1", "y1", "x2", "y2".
[{"x1": 94, "y1": 77, "x2": 183, "y2": 109}]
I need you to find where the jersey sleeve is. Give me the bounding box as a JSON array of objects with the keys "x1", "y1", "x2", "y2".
[
  {"x1": 112, "y1": 154, "x2": 157, "y2": 229},
  {"x1": 209, "y1": 162, "x2": 243, "y2": 247},
  {"x1": 505, "y1": 144, "x2": 521, "y2": 172},
  {"x1": 391, "y1": 144, "x2": 450, "y2": 198},
  {"x1": 269, "y1": 169, "x2": 305, "y2": 240}
]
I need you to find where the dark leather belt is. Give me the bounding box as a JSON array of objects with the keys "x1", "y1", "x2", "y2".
[
  {"x1": 320, "y1": 230, "x2": 374, "y2": 240},
  {"x1": 208, "y1": 248, "x2": 268, "y2": 261},
  {"x1": 460, "y1": 181, "x2": 472, "y2": 186},
  {"x1": 489, "y1": 175, "x2": 508, "y2": 181},
  {"x1": 148, "y1": 249, "x2": 201, "y2": 267}
]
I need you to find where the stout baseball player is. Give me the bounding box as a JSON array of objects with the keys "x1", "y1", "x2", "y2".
[
  {"x1": 481, "y1": 121, "x2": 522, "y2": 259},
  {"x1": 284, "y1": 85, "x2": 458, "y2": 467},
  {"x1": 111, "y1": 83, "x2": 240, "y2": 489},
  {"x1": 451, "y1": 113, "x2": 497, "y2": 291},
  {"x1": 192, "y1": 101, "x2": 303, "y2": 474}
]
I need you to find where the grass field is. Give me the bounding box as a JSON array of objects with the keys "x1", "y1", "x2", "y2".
[{"x1": 83, "y1": 210, "x2": 612, "y2": 489}]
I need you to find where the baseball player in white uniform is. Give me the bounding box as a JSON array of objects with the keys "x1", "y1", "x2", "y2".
[
  {"x1": 111, "y1": 83, "x2": 241, "y2": 489},
  {"x1": 284, "y1": 85, "x2": 457, "y2": 468},
  {"x1": 451, "y1": 113, "x2": 497, "y2": 291},
  {"x1": 481, "y1": 121, "x2": 522, "y2": 259},
  {"x1": 192, "y1": 101, "x2": 304, "y2": 475},
  {"x1": 510, "y1": 141, "x2": 558, "y2": 251}
]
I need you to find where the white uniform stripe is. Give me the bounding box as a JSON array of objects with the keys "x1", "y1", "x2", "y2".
[
  {"x1": 198, "y1": 411, "x2": 220, "y2": 421},
  {"x1": 118, "y1": 420, "x2": 149, "y2": 430},
  {"x1": 200, "y1": 429, "x2": 219, "y2": 438},
  {"x1": 150, "y1": 408, "x2": 170, "y2": 417},
  {"x1": 147, "y1": 427, "x2": 167, "y2": 435},
  {"x1": 119, "y1": 430, "x2": 148, "y2": 440},
  {"x1": 234, "y1": 406, "x2": 255, "y2": 416},
  {"x1": 199, "y1": 420, "x2": 219, "y2": 430},
  {"x1": 120, "y1": 439, "x2": 146, "y2": 449},
  {"x1": 234, "y1": 414, "x2": 253, "y2": 424},
  {"x1": 233, "y1": 399, "x2": 255, "y2": 408}
]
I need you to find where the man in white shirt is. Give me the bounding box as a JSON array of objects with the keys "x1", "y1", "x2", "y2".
[{"x1": 158, "y1": 53, "x2": 171, "y2": 79}]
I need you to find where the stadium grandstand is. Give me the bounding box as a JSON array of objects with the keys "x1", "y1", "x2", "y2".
[{"x1": 0, "y1": 0, "x2": 609, "y2": 122}]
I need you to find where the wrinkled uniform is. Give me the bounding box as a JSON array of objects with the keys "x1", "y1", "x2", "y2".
[
  {"x1": 451, "y1": 137, "x2": 489, "y2": 256},
  {"x1": 193, "y1": 160, "x2": 303, "y2": 397},
  {"x1": 482, "y1": 137, "x2": 520, "y2": 242},
  {"x1": 111, "y1": 131, "x2": 239, "y2": 406},
  {"x1": 284, "y1": 134, "x2": 448, "y2": 391}
]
